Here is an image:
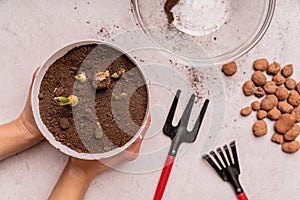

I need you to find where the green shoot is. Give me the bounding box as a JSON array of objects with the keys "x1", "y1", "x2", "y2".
[
  {"x1": 120, "y1": 92, "x2": 127, "y2": 97},
  {"x1": 54, "y1": 95, "x2": 79, "y2": 106},
  {"x1": 111, "y1": 68, "x2": 125, "y2": 79},
  {"x1": 111, "y1": 72, "x2": 119, "y2": 79},
  {"x1": 94, "y1": 122, "x2": 103, "y2": 139},
  {"x1": 112, "y1": 93, "x2": 119, "y2": 100},
  {"x1": 75, "y1": 72, "x2": 87, "y2": 82}
]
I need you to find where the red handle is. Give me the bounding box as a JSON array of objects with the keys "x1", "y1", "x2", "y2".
[
  {"x1": 153, "y1": 155, "x2": 175, "y2": 200},
  {"x1": 237, "y1": 192, "x2": 248, "y2": 200}
]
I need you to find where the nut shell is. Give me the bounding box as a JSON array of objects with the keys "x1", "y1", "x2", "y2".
[
  {"x1": 252, "y1": 120, "x2": 268, "y2": 137},
  {"x1": 281, "y1": 64, "x2": 293, "y2": 78},
  {"x1": 278, "y1": 101, "x2": 294, "y2": 113},
  {"x1": 263, "y1": 81, "x2": 276, "y2": 94},
  {"x1": 222, "y1": 61, "x2": 237, "y2": 76},
  {"x1": 267, "y1": 61, "x2": 281, "y2": 75},
  {"x1": 274, "y1": 114, "x2": 295, "y2": 134},
  {"x1": 253, "y1": 58, "x2": 269, "y2": 71},
  {"x1": 267, "y1": 108, "x2": 281, "y2": 120},
  {"x1": 275, "y1": 86, "x2": 289, "y2": 101},
  {"x1": 242, "y1": 80, "x2": 256, "y2": 96},
  {"x1": 285, "y1": 78, "x2": 297, "y2": 90},
  {"x1": 271, "y1": 133, "x2": 284, "y2": 144},
  {"x1": 257, "y1": 110, "x2": 267, "y2": 120},
  {"x1": 251, "y1": 101, "x2": 261, "y2": 111},
  {"x1": 261, "y1": 95, "x2": 278, "y2": 111},
  {"x1": 288, "y1": 91, "x2": 300, "y2": 107},
  {"x1": 240, "y1": 107, "x2": 252, "y2": 116},
  {"x1": 252, "y1": 71, "x2": 267, "y2": 86},
  {"x1": 282, "y1": 140, "x2": 300, "y2": 154},
  {"x1": 284, "y1": 124, "x2": 300, "y2": 141},
  {"x1": 272, "y1": 74, "x2": 285, "y2": 86}
]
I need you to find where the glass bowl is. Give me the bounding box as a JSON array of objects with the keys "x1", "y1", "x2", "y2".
[{"x1": 131, "y1": 0, "x2": 276, "y2": 65}]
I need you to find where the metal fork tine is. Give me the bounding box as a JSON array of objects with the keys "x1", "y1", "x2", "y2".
[
  {"x1": 191, "y1": 99, "x2": 209, "y2": 134},
  {"x1": 230, "y1": 141, "x2": 240, "y2": 174},
  {"x1": 166, "y1": 90, "x2": 181, "y2": 125},
  {"x1": 210, "y1": 151, "x2": 225, "y2": 169},
  {"x1": 224, "y1": 145, "x2": 233, "y2": 166},
  {"x1": 202, "y1": 154, "x2": 221, "y2": 174},
  {"x1": 217, "y1": 148, "x2": 229, "y2": 167},
  {"x1": 180, "y1": 94, "x2": 195, "y2": 127},
  {"x1": 163, "y1": 90, "x2": 181, "y2": 134}
]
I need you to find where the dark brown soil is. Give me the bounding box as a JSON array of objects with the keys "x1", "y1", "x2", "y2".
[
  {"x1": 164, "y1": 0, "x2": 180, "y2": 23},
  {"x1": 39, "y1": 44, "x2": 148, "y2": 153}
]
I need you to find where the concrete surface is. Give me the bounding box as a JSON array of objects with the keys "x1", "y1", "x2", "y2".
[{"x1": 0, "y1": 0, "x2": 299, "y2": 200}]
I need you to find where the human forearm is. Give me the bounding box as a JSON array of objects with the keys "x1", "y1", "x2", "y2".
[
  {"x1": 0, "y1": 120, "x2": 43, "y2": 160},
  {"x1": 48, "y1": 159, "x2": 107, "y2": 200}
]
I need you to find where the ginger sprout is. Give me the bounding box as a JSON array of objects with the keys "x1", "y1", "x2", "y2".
[
  {"x1": 111, "y1": 72, "x2": 119, "y2": 79},
  {"x1": 54, "y1": 95, "x2": 79, "y2": 106},
  {"x1": 75, "y1": 71, "x2": 87, "y2": 82},
  {"x1": 94, "y1": 122, "x2": 103, "y2": 139}
]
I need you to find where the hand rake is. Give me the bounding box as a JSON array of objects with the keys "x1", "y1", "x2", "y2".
[
  {"x1": 202, "y1": 141, "x2": 248, "y2": 200},
  {"x1": 153, "y1": 90, "x2": 209, "y2": 200}
]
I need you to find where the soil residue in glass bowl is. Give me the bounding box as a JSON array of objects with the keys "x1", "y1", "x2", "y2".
[
  {"x1": 164, "y1": 0, "x2": 180, "y2": 23},
  {"x1": 39, "y1": 44, "x2": 148, "y2": 153}
]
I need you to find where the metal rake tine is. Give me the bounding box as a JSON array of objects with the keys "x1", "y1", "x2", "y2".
[
  {"x1": 190, "y1": 99, "x2": 209, "y2": 135},
  {"x1": 202, "y1": 154, "x2": 221, "y2": 175},
  {"x1": 163, "y1": 90, "x2": 181, "y2": 132},
  {"x1": 180, "y1": 93, "x2": 195, "y2": 127},
  {"x1": 217, "y1": 148, "x2": 229, "y2": 167},
  {"x1": 224, "y1": 144, "x2": 233, "y2": 166},
  {"x1": 230, "y1": 141, "x2": 240, "y2": 174},
  {"x1": 210, "y1": 151, "x2": 225, "y2": 170}
]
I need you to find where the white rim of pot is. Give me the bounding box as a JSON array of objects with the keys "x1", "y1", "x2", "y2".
[{"x1": 32, "y1": 40, "x2": 151, "y2": 160}]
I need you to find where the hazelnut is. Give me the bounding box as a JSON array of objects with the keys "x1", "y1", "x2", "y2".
[
  {"x1": 288, "y1": 91, "x2": 300, "y2": 107},
  {"x1": 253, "y1": 58, "x2": 269, "y2": 71},
  {"x1": 274, "y1": 114, "x2": 295, "y2": 134},
  {"x1": 271, "y1": 133, "x2": 284, "y2": 144},
  {"x1": 261, "y1": 94, "x2": 278, "y2": 111},
  {"x1": 240, "y1": 107, "x2": 252, "y2": 116},
  {"x1": 251, "y1": 101, "x2": 261, "y2": 111},
  {"x1": 282, "y1": 140, "x2": 300, "y2": 154},
  {"x1": 278, "y1": 101, "x2": 294, "y2": 113},
  {"x1": 252, "y1": 71, "x2": 267, "y2": 86},
  {"x1": 275, "y1": 86, "x2": 289, "y2": 101},
  {"x1": 242, "y1": 80, "x2": 256, "y2": 96},
  {"x1": 285, "y1": 78, "x2": 297, "y2": 90},
  {"x1": 263, "y1": 81, "x2": 276, "y2": 94},
  {"x1": 272, "y1": 74, "x2": 285, "y2": 86},
  {"x1": 222, "y1": 61, "x2": 237, "y2": 76},
  {"x1": 267, "y1": 61, "x2": 281, "y2": 75},
  {"x1": 254, "y1": 88, "x2": 265, "y2": 98},
  {"x1": 267, "y1": 108, "x2": 281, "y2": 120},
  {"x1": 284, "y1": 124, "x2": 300, "y2": 141},
  {"x1": 281, "y1": 64, "x2": 293, "y2": 78},
  {"x1": 291, "y1": 105, "x2": 300, "y2": 122},
  {"x1": 252, "y1": 120, "x2": 268, "y2": 137},
  {"x1": 257, "y1": 110, "x2": 267, "y2": 120}
]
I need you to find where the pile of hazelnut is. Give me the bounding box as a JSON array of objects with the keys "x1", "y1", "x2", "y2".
[{"x1": 239, "y1": 58, "x2": 300, "y2": 154}]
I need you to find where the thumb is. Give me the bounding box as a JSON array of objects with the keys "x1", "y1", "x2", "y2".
[{"x1": 26, "y1": 67, "x2": 40, "y2": 109}]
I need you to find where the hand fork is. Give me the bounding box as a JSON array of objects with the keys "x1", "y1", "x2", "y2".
[
  {"x1": 202, "y1": 141, "x2": 248, "y2": 200},
  {"x1": 153, "y1": 90, "x2": 209, "y2": 200}
]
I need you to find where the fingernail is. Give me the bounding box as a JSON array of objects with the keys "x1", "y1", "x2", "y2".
[
  {"x1": 33, "y1": 67, "x2": 40, "y2": 78},
  {"x1": 133, "y1": 135, "x2": 142, "y2": 144}
]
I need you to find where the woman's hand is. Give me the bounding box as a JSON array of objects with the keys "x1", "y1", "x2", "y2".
[
  {"x1": 48, "y1": 116, "x2": 151, "y2": 200},
  {"x1": 15, "y1": 67, "x2": 43, "y2": 140},
  {"x1": 0, "y1": 68, "x2": 44, "y2": 160}
]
